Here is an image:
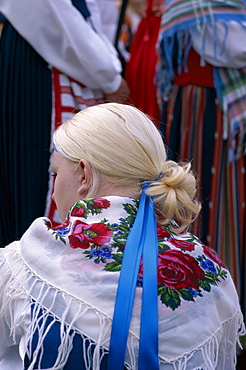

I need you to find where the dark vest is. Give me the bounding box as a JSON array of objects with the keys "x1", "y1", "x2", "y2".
[{"x1": 72, "y1": 0, "x2": 90, "y2": 19}]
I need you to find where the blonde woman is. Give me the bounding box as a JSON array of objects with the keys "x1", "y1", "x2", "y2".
[{"x1": 0, "y1": 103, "x2": 245, "y2": 369}]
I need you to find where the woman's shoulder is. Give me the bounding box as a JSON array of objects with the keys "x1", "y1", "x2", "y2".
[{"x1": 155, "y1": 224, "x2": 234, "y2": 311}]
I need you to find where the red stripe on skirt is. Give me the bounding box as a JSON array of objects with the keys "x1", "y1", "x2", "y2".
[{"x1": 165, "y1": 84, "x2": 245, "y2": 296}]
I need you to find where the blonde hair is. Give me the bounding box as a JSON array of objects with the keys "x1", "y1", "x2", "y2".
[{"x1": 53, "y1": 103, "x2": 201, "y2": 232}]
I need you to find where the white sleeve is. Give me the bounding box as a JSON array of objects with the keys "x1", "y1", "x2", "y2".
[
  {"x1": 88, "y1": 0, "x2": 119, "y2": 43},
  {"x1": 192, "y1": 20, "x2": 246, "y2": 68},
  {"x1": 0, "y1": 345, "x2": 23, "y2": 370},
  {"x1": 0, "y1": 305, "x2": 24, "y2": 370},
  {"x1": 0, "y1": 297, "x2": 31, "y2": 370},
  {"x1": 0, "y1": 0, "x2": 122, "y2": 93},
  {"x1": 0, "y1": 318, "x2": 9, "y2": 360}
]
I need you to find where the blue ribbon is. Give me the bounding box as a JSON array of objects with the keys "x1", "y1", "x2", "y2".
[{"x1": 107, "y1": 183, "x2": 159, "y2": 370}]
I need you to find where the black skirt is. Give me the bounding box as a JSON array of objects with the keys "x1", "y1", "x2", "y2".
[{"x1": 0, "y1": 23, "x2": 52, "y2": 246}]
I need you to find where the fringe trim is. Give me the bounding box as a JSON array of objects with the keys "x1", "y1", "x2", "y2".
[
  {"x1": 0, "y1": 245, "x2": 245, "y2": 369},
  {"x1": 0, "y1": 246, "x2": 137, "y2": 369},
  {"x1": 159, "y1": 309, "x2": 246, "y2": 369},
  {"x1": 157, "y1": 17, "x2": 246, "y2": 161},
  {"x1": 158, "y1": 17, "x2": 246, "y2": 99}
]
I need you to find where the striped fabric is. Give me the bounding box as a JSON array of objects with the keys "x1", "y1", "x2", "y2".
[
  {"x1": 0, "y1": 0, "x2": 92, "y2": 246},
  {"x1": 161, "y1": 0, "x2": 246, "y2": 35},
  {"x1": 165, "y1": 83, "x2": 246, "y2": 315},
  {"x1": 214, "y1": 66, "x2": 246, "y2": 160},
  {"x1": 158, "y1": 0, "x2": 246, "y2": 80},
  {"x1": 158, "y1": 0, "x2": 246, "y2": 160},
  {"x1": 45, "y1": 68, "x2": 103, "y2": 226},
  {"x1": 158, "y1": 1, "x2": 246, "y2": 316}
]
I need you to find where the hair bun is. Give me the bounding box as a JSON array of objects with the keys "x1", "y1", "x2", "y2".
[{"x1": 147, "y1": 161, "x2": 201, "y2": 233}]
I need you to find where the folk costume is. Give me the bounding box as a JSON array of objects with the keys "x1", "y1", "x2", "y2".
[
  {"x1": 125, "y1": 0, "x2": 162, "y2": 123},
  {"x1": 0, "y1": 0, "x2": 122, "y2": 246},
  {"x1": 0, "y1": 195, "x2": 245, "y2": 369},
  {"x1": 157, "y1": 0, "x2": 246, "y2": 314}
]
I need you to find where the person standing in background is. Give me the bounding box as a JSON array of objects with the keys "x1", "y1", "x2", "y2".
[
  {"x1": 125, "y1": 0, "x2": 163, "y2": 125},
  {"x1": 157, "y1": 0, "x2": 246, "y2": 322},
  {"x1": 0, "y1": 0, "x2": 129, "y2": 246}
]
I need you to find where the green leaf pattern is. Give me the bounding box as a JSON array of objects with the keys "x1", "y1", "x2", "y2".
[{"x1": 47, "y1": 198, "x2": 228, "y2": 311}]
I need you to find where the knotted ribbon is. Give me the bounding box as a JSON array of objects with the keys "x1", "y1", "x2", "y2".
[{"x1": 107, "y1": 183, "x2": 159, "y2": 370}]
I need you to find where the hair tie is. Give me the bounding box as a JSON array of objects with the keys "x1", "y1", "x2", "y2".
[
  {"x1": 107, "y1": 183, "x2": 159, "y2": 370},
  {"x1": 156, "y1": 171, "x2": 165, "y2": 181},
  {"x1": 53, "y1": 145, "x2": 61, "y2": 154}
]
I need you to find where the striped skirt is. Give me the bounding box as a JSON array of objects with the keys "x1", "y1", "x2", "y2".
[
  {"x1": 162, "y1": 84, "x2": 246, "y2": 314},
  {"x1": 0, "y1": 23, "x2": 52, "y2": 246}
]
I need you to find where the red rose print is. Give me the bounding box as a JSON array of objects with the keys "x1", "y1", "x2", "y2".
[
  {"x1": 71, "y1": 206, "x2": 85, "y2": 217},
  {"x1": 157, "y1": 224, "x2": 171, "y2": 239},
  {"x1": 68, "y1": 221, "x2": 113, "y2": 249},
  {"x1": 157, "y1": 250, "x2": 205, "y2": 290},
  {"x1": 169, "y1": 238, "x2": 195, "y2": 252},
  {"x1": 202, "y1": 245, "x2": 227, "y2": 269},
  {"x1": 53, "y1": 218, "x2": 70, "y2": 231},
  {"x1": 92, "y1": 198, "x2": 111, "y2": 209}
]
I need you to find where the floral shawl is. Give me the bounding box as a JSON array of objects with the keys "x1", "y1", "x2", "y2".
[
  {"x1": 0, "y1": 196, "x2": 245, "y2": 369},
  {"x1": 158, "y1": 0, "x2": 246, "y2": 160}
]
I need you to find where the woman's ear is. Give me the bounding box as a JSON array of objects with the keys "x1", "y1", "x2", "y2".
[{"x1": 78, "y1": 159, "x2": 92, "y2": 195}]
